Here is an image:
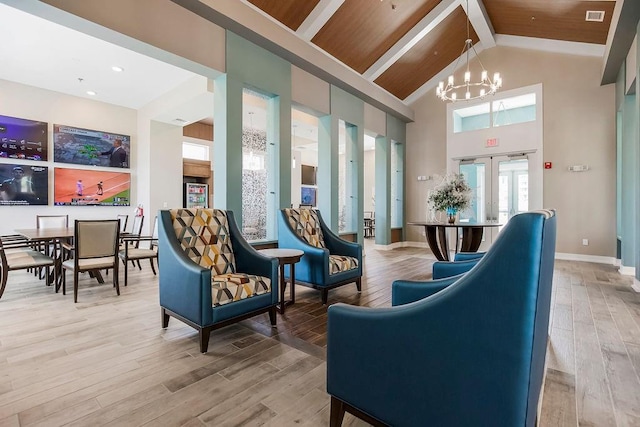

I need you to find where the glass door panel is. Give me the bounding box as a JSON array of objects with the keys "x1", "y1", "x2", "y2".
[
  {"x1": 495, "y1": 157, "x2": 529, "y2": 231},
  {"x1": 459, "y1": 161, "x2": 487, "y2": 224}
]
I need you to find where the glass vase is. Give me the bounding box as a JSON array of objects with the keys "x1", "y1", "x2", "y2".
[{"x1": 446, "y1": 207, "x2": 457, "y2": 224}]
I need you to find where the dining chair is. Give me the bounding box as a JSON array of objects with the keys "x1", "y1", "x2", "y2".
[
  {"x1": 117, "y1": 214, "x2": 129, "y2": 234},
  {"x1": 34, "y1": 215, "x2": 69, "y2": 280},
  {"x1": 119, "y1": 216, "x2": 158, "y2": 287},
  {"x1": 61, "y1": 220, "x2": 120, "y2": 303},
  {"x1": 0, "y1": 236, "x2": 57, "y2": 300}
]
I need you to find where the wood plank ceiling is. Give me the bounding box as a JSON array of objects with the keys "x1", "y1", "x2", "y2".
[{"x1": 244, "y1": 0, "x2": 617, "y2": 102}]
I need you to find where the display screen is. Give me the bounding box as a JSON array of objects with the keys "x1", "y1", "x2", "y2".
[
  {"x1": 54, "y1": 124, "x2": 130, "y2": 168},
  {"x1": 0, "y1": 114, "x2": 48, "y2": 161},
  {"x1": 301, "y1": 165, "x2": 316, "y2": 186},
  {"x1": 54, "y1": 167, "x2": 130, "y2": 206},
  {"x1": 0, "y1": 163, "x2": 48, "y2": 206},
  {"x1": 301, "y1": 186, "x2": 317, "y2": 207}
]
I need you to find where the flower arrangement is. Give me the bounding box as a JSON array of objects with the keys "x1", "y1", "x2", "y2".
[{"x1": 428, "y1": 173, "x2": 471, "y2": 223}]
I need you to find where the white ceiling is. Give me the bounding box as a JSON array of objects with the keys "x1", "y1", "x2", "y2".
[{"x1": 0, "y1": 3, "x2": 197, "y2": 110}]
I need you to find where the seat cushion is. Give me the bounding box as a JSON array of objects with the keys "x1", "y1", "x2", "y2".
[
  {"x1": 6, "y1": 250, "x2": 55, "y2": 270},
  {"x1": 329, "y1": 255, "x2": 358, "y2": 275},
  {"x1": 119, "y1": 248, "x2": 157, "y2": 260},
  {"x1": 170, "y1": 209, "x2": 236, "y2": 275},
  {"x1": 211, "y1": 273, "x2": 271, "y2": 307},
  {"x1": 62, "y1": 257, "x2": 115, "y2": 271},
  {"x1": 283, "y1": 208, "x2": 326, "y2": 248}
]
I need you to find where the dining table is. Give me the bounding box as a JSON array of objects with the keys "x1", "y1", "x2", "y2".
[
  {"x1": 408, "y1": 221, "x2": 501, "y2": 261},
  {"x1": 14, "y1": 227, "x2": 105, "y2": 285}
]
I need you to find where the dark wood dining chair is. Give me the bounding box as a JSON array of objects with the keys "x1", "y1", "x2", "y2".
[
  {"x1": 61, "y1": 220, "x2": 120, "y2": 303},
  {"x1": 0, "y1": 236, "x2": 57, "y2": 300},
  {"x1": 119, "y1": 216, "x2": 158, "y2": 287}
]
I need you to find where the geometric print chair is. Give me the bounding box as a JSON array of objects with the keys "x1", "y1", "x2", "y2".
[
  {"x1": 158, "y1": 208, "x2": 278, "y2": 353},
  {"x1": 277, "y1": 208, "x2": 362, "y2": 305}
]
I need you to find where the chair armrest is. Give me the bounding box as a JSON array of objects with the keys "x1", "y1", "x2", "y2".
[
  {"x1": 432, "y1": 259, "x2": 479, "y2": 279},
  {"x1": 454, "y1": 252, "x2": 485, "y2": 261},
  {"x1": 158, "y1": 212, "x2": 213, "y2": 326},
  {"x1": 322, "y1": 231, "x2": 361, "y2": 259},
  {"x1": 391, "y1": 275, "x2": 463, "y2": 306}
]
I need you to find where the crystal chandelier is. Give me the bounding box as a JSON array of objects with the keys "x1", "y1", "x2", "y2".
[{"x1": 436, "y1": 0, "x2": 502, "y2": 102}]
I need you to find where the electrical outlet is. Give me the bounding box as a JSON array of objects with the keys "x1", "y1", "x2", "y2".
[
  {"x1": 163, "y1": 202, "x2": 168, "y2": 208},
  {"x1": 582, "y1": 239, "x2": 589, "y2": 246}
]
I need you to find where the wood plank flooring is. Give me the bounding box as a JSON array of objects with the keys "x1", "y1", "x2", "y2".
[{"x1": 0, "y1": 242, "x2": 639, "y2": 426}]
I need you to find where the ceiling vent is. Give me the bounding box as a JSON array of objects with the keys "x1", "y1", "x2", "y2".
[{"x1": 585, "y1": 10, "x2": 605, "y2": 22}]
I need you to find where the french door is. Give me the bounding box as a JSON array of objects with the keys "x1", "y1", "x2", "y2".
[{"x1": 457, "y1": 154, "x2": 530, "y2": 250}]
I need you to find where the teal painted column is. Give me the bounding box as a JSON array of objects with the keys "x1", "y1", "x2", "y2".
[
  {"x1": 375, "y1": 135, "x2": 391, "y2": 245},
  {"x1": 636, "y1": 25, "x2": 640, "y2": 282},
  {"x1": 317, "y1": 114, "x2": 339, "y2": 230},
  {"x1": 213, "y1": 74, "x2": 243, "y2": 218},
  {"x1": 621, "y1": 94, "x2": 637, "y2": 269}
]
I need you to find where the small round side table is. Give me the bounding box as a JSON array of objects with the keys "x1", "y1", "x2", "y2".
[{"x1": 258, "y1": 248, "x2": 303, "y2": 315}]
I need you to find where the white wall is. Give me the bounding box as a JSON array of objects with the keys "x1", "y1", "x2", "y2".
[
  {"x1": 407, "y1": 46, "x2": 616, "y2": 257},
  {"x1": 0, "y1": 79, "x2": 137, "y2": 235}
]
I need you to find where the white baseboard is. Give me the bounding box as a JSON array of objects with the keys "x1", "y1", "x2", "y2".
[
  {"x1": 633, "y1": 278, "x2": 640, "y2": 293},
  {"x1": 618, "y1": 265, "x2": 636, "y2": 276},
  {"x1": 614, "y1": 258, "x2": 621, "y2": 267},
  {"x1": 555, "y1": 252, "x2": 616, "y2": 265},
  {"x1": 374, "y1": 241, "x2": 428, "y2": 251}
]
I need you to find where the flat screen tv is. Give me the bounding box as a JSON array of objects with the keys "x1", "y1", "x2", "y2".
[
  {"x1": 0, "y1": 163, "x2": 48, "y2": 206},
  {"x1": 53, "y1": 124, "x2": 130, "y2": 168},
  {"x1": 0, "y1": 114, "x2": 48, "y2": 161},
  {"x1": 301, "y1": 164, "x2": 316, "y2": 186},
  {"x1": 301, "y1": 186, "x2": 317, "y2": 207},
  {"x1": 54, "y1": 167, "x2": 130, "y2": 206}
]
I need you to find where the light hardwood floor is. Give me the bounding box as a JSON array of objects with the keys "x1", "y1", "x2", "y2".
[{"x1": 0, "y1": 245, "x2": 639, "y2": 426}]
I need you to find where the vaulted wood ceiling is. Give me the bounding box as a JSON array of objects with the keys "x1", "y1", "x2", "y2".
[{"x1": 244, "y1": 0, "x2": 617, "y2": 102}]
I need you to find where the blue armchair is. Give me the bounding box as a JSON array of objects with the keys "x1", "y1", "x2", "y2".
[
  {"x1": 158, "y1": 208, "x2": 278, "y2": 353},
  {"x1": 277, "y1": 208, "x2": 362, "y2": 304},
  {"x1": 327, "y1": 210, "x2": 557, "y2": 426}
]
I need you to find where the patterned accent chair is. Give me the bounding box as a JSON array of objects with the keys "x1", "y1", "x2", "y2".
[
  {"x1": 327, "y1": 210, "x2": 557, "y2": 426},
  {"x1": 277, "y1": 208, "x2": 362, "y2": 304},
  {"x1": 158, "y1": 208, "x2": 278, "y2": 353}
]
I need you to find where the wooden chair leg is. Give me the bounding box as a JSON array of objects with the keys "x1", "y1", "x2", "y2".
[
  {"x1": 269, "y1": 306, "x2": 277, "y2": 326},
  {"x1": 73, "y1": 270, "x2": 79, "y2": 303},
  {"x1": 356, "y1": 277, "x2": 362, "y2": 292},
  {"x1": 114, "y1": 266, "x2": 120, "y2": 296},
  {"x1": 199, "y1": 328, "x2": 210, "y2": 353},
  {"x1": 124, "y1": 261, "x2": 128, "y2": 287},
  {"x1": 330, "y1": 397, "x2": 346, "y2": 427},
  {"x1": 137, "y1": 260, "x2": 142, "y2": 270},
  {"x1": 0, "y1": 266, "x2": 8, "y2": 300},
  {"x1": 161, "y1": 307, "x2": 170, "y2": 328},
  {"x1": 150, "y1": 259, "x2": 157, "y2": 275},
  {"x1": 321, "y1": 289, "x2": 329, "y2": 305}
]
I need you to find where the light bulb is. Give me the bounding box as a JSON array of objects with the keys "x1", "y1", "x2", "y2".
[
  {"x1": 448, "y1": 75, "x2": 454, "y2": 85},
  {"x1": 481, "y1": 70, "x2": 487, "y2": 81},
  {"x1": 438, "y1": 81, "x2": 444, "y2": 91},
  {"x1": 451, "y1": 93, "x2": 457, "y2": 101},
  {"x1": 464, "y1": 71, "x2": 470, "y2": 83},
  {"x1": 465, "y1": 91, "x2": 471, "y2": 100},
  {"x1": 494, "y1": 72, "x2": 500, "y2": 82},
  {"x1": 480, "y1": 88, "x2": 486, "y2": 97}
]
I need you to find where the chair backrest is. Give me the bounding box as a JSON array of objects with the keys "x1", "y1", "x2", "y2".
[
  {"x1": 37, "y1": 215, "x2": 69, "y2": 229},
  {"x1": 117, "y1": 214, "x2": 128, "y2": 233},
  {"x1": 169, "y1": 208, "x2": 236, "y2": 274},
  {"x1": 282, "y1": 208, "x2": 326, "y2": 248},
  {"x1": 129, "y1": 215, "x2": 144, "y2": 236},
  {"x1": 75, "y1": 220, "x2": 119, "y2": 259}
]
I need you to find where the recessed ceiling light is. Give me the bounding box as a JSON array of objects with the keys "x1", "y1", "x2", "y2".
[
  {"x1": 86, "y1": 90, "x2": 97, "y2": 96},
  {"x1": 111, "y1": 66, "x2": 124, "y2": 72}
]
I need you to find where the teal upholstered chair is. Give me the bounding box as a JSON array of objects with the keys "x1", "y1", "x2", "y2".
[
  {"x1": 158, "y1": 208, "x2": 278, "y2": 353},
  {"x1": 432, "y1": 251, "x2": 486, "y2": 278},
  {"x1": 277, "y1": 208, "x2": 362, "y2": 304},
  {"x1": 327, "y1": 210, "x2": 557, "y2": 426}
]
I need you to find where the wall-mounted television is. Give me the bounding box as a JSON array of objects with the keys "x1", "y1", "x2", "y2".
[
  {"x1": 301, "y1": 164, "x2": 316, "y2": 186},
  {"x1": 0, "y1": 114, "x2": 48, "y2": 161},
  {"x1": 54, "y1": 124, "x2": 130, "y2": 168},
  {"x1": 0, "y1": 163, "x2": 48, "y2": 206},
  {"x1": 301, "y1": 186, "x2": 317, "y2": 207},
  {"x1": 54, "y1": 167, "x2": 130, "y2": 206}
]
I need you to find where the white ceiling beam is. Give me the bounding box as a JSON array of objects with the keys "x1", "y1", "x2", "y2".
[
  {"x1": 496, "y1": 34, "x2": 605, "y2": 57},
  {"x1": 297, "y1": 0, "x2": 345, "y2": 41},
  {"x1": 363, "y1": 0, "x2": 459, "y2": 81},
  {"x1": 462, "y1": 0, "x2": 495, "y2": 50}
]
